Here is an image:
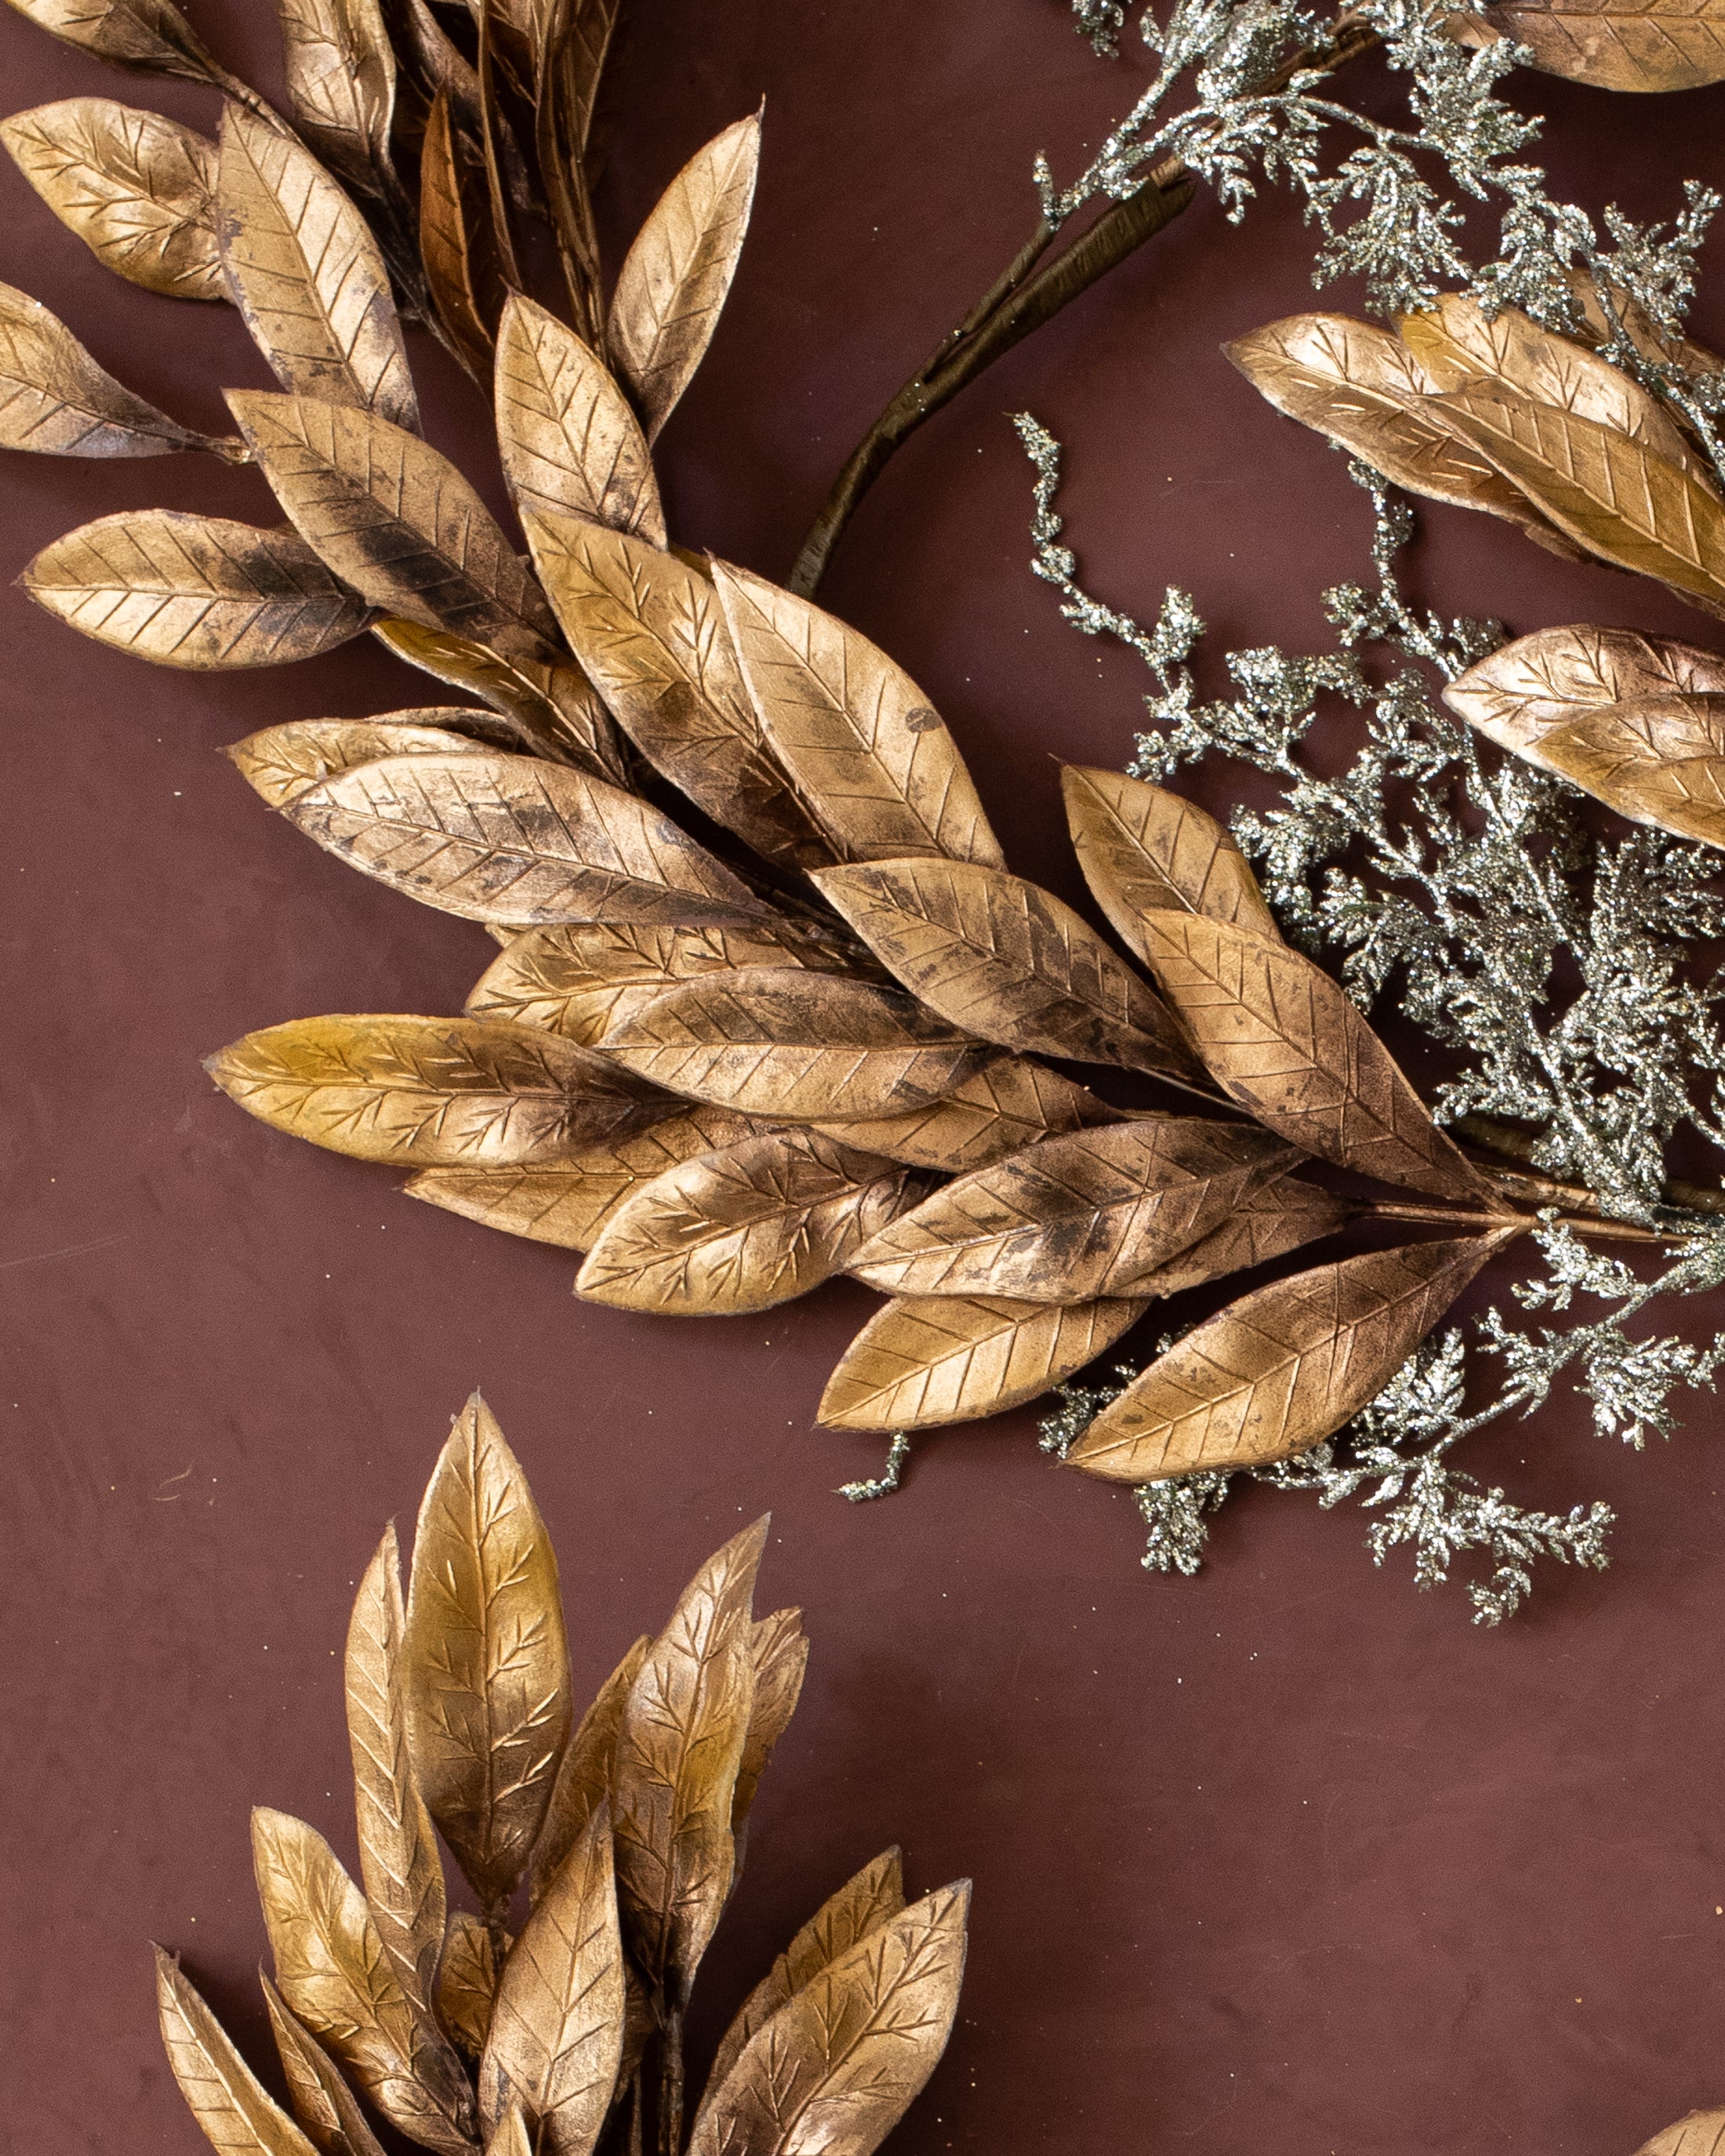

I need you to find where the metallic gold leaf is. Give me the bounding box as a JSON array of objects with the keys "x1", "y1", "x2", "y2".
[
  {"x1": 437, "y1": 1913, "x2": 499, "y2": 2062},
  {"x1": 372, "y1": 618, "x2": 626, "y2": 781},
  {"x1": 525, "y1": 514, "x2": 832, "y2": 870},
  {"x1": 685, "y1": 1883, "x2": 969, "y2": 2156},
  {"x1": 1060, "y1": 764, "x2": 1280, "y2": 951},
  {"x1": 1444, "y1": 622, "x2": 1725, "y2": 757},
  {"x1": 8, "y1": 0, "x2": 227, "y2": 83},
  {"x1": 577, "y1": 1127, "x2": 921, "y2": 1315},
  {"x1": 21, "y1": 510, "x2": 374, "y2": 664},
  {"x1": 478, "y1": 1807, "x2": 624, "y2": 2151},
  {"x1": 467, "y1": 921, "x2": 848, "y2": 1044},
  {"x1": 262, "y1": 1975, "x2": 389, "y2": 2156},
  {"x1": 1132, "y1": 909, "x2": 1493, "y2": 1201},
  {"x1": 710, "y1": 560, "x2": 1005, "y2": 866},
  {"x1": 732, "y1": 1609, "x2": 805, "y2": 1831},
  {"x1": 155, "y1": 1947, "x2": 320, "y2": 2156},
  {"x1": 532, "y1": 1637, "x2": 651, "y2": 1900},
  {"x1": 206, "y1": 1014, "x2": 669, "y2": 1167},
  {"x1": 496, "y1": 296, "x2": 666, "y2": 543},
  {"x1": 1, "y1": 98, "x2": 223, "y2": 299},
  {"x1": 805, "y1": 1055, "x2": 1118, "y2": 1174},
  {"x1": 812, "y1": 858, "x2": 1200, "y2": 1080},
  {"x1": 279, "y1": 0, "x2": 399, "y2": 212},
  {"x1": 1480, "y1": 0, "x2": 1725, "y2": 87},
  {"x1": 216, "y1": 107, "x2": 417, "y2": 431},
  {"x1": 601, "y1": 967, "x2": 990, "y2": 1122},
  {"x1": 612, "y1": 1519, "x2": 764, "y2": 1997},
  {"x1": 419, "y1": 88, "x2": 497, "y2": 387},
  {"x1": 1120, "y1": 1174, "x2": 1348, "y2": 1298},
  {"x1": 848, "y1": 1120, "x2": 1297, "y2": 1302},
  {"x1": 406, "y1": 1108, "x2": 758, "y2": 1252},
  {"x1": 607, "y1": 114, "x2": 760, "y2": 443},
  {"x1": 1066, "y1": 1232, "x2": 1514, "y2": 1483},
  {"x1": 252, "y1": 1808, "x2": 478, "y2": 2154},
  {"x1": 1636, "y1": 2112, "x2": 1725, "y2": 2156},
  {"x1": 819, "y1": 1293, "x2": 1148, "y2": 1432},
  {"x1": 0, "y1": 278, "x2": 229, "y2": 456},
  {"x1": 228, "y1": 390, "x2": 559, "y2": 663},
  {"x1": 282, "y1": 750, "x2": 773, "y2": 928},
  {"x1": 228, "y1": 714, "x2": 497, "y2": 808},
  {"x1": 403, "y1": 1393, "x2": 572, "y2": 1911},
  {"x1": 1532, "y1": 694, "x2": 1725, "y2": 847},
  {"x1": 485, "y1": 2106, "x2": 531, "y2": 2156}
]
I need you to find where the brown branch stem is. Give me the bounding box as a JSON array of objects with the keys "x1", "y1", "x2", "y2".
[
  {"x1": 1457, "y1": 1113, "x2": 1725, "y2": 1221},
  {"x1": 657, "y1": 2002, "x2": 685, "y2": 2156}
]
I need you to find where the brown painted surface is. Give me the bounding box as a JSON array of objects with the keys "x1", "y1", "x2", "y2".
[{"x1": 6, "y1": 6, "x2": 1725, "y2": 2151}]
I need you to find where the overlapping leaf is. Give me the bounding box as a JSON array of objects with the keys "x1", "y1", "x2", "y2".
[
  {"x1": 229, "y1": 713, "x2": 499, "y2": 808},
  {"x1": 733, "y1": 1609, "x2": 806, "y2": 1833},
  {"x1": 279, "y1": 0, "x2": 401, "y2": 213},
  {"x1": 1121, "y1": 1174, "x2": 1347, "y2": 1298},
  {"x1": 436, "y1": 1915, "x2": 499, "y2": 2063},
  {"x1": 419, "y1": 89, "x2": 499, "y2": 386},
  {"x1": 532, "y1": 1638, "x2": 651, "y2": 1899},
  {"x1": 1062, "y1": 763, "x2": 1280, "y2": 951},
  {"x1": 1519, "y1": 693, "x2": 1725, "y2": 847},
  {"x1": 372, "y1": 618, "x2": 626, "y2": 779},
  {"x1": 1480, "y1": 0, "x2": 1725, "y2": 89},
  {"x1": 807, "y1": 1055, "x2": 1119, "y2": 1174},
  {"x1": 1444, "y1": 622, "x2": 1725, "y2": 754},
  {"x1": 263, "y1": 1975, "x2": 390, "y2": 2156},
  {"x1": 498, "y1": 296, "x2": 665, "y2": 541},
  {"x1": 157, "y1": 1951, "x2": 321, "y2": 2156},
  {"x1": 9, "y1": 0, "x2": 229, "y2": 84},
  {"x1": 1, "y1": 279, "x2": 232, "y2": 456}
]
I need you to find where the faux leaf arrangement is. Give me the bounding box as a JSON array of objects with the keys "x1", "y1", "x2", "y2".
[{"x1": 156, "y1": 1392, "x2": 969, "y2": 2156}]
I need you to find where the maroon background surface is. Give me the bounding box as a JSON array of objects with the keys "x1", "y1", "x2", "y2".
[{"x1": 9, "y1": 6, "x2": 1725, "y2": 2151}]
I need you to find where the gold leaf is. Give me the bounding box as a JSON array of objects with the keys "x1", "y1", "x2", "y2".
[
  {"x1": 8, "y1": 0, "x2": 227, "y2": 84},
  {"x1": 0, "y1": 278, "x2": 228, "y2": 456},
  {"x1": 21, "y1": 510, "x2": 374, "y2": 665},
  {"x1": 709, "y1": 560, "x2": 1005, "y2": 867},
  {"x1": 812, "y1": 858, "x2": 1200, "y2": 1080},
  {"x1": 155, "y1": 1947, "x2": 319, "y2": 2156},
  {"x1": 206, "y1": 1014, "x2": 669, "y2": 1167},
  {"x1": 612, "y1": 1519, "x2": 764, "y2": 1997},
  {"x1": 228, "y1": 390, "x2": 559, "y2": 663},
  {"x1": 807, "y1": 1056, "x2": 1117, "y2": 1174},
  {"x1": 1532, "y1": 694, "x2": 1725, "y2": 847},
  {"x1": 282, "y1": 750, "x2": 773, "y2": 928},
  {"x1": 419, "y1": 88, "x2": 498, "y2": 388},
  {"x1": 1480, "y1": 0, "x2": 1725, "y2": 88},
  {"x1": 1132, "y1": 909, "x2": 1492, "y2": 1201},
  {"x1": 847, "y1": 1119, "x2": 1298, "y2": 1302},
  {"x1": 1444, "y1": 622, "x2": 1725, "y2": 757},
  {"x1": 262, "y1": 1975, "x2": 389, "y2": 2156},
  {"x1": 485, "y1": 2106, "x2": 531, "y2": 2156},
  {"x1": 601, "y1": 966, "x2": 990, "y2": 1122},
  {"x1": 525, "y1": 513, "x2": 832, "y2": 870},
  {"x1": 252, "y1": 1808, "x2": 479, "y2": 2153},
  {"x1": 1066, "y1": 1232, "x2": 1513, "y2": 1483},
  {"x1": 819, "y1": 1294, "x2": 1148, "y2": 1432},
  {"x1": 406, "y1": 1108, "x2": 759, "y2": 1252},
  {"x1": 372, "y1": 618, "x2": 626, "y2": 782},
  {"x1": 1060, "y1": 764, "x2": 1281, "y2": 952},
  {"x1": 1, "y1": 98, "x2": 223, "y2": 299},
  {"x1": 576, "y1": 1127, "x2": 921, "y2": 1315},
  {"x1": 532, "y1": 1637, "x2": 651, "y2": 1900},
  {"x1": 216, "y1": 107, "x2": 417, "y2": 432},
  {"x1": 227, "y1": 714, "x2": 498, "y2": 808},
  {"x1": 466, "y1": 920, "x2": 848, "y2": 1044},
  {"x1": 403, "y1": 1393, "x2": 572, "y2": 1911},
  {"x1": 608, "y1": 113, "x2": 760, "y2": 443},
  {"x1": 279, "y1": 0, "x2": 399, "y2": 213},
  {"x1": 733, "y1": 1608, "x2": 805, "y2": 1831},
  {"x1": 1636, "y1": 2112, "x2": 1725, "y2": 2156},
  {"x1": 686, "y1": 1882, "x2": 969, "y2": 2156},
  {"x1": 478, "y1": 1808, "x2": 624, "y2": 2152},
  {"x1": 1121, "y1": 1174, "x2": 1348, "y2": 1298},
  {"x1": 436, "y1": 1913, "x2": 499, "y2": 2062},
  {"x1": 496, "y1": 296, "x2": 666, "y2": 543}
]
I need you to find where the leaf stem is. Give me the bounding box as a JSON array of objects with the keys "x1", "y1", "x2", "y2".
[{"x1": 658, "y1": 2002, "x2": 684, "y2": 2156}]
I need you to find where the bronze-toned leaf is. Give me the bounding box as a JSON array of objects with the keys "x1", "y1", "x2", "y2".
[
  {"x1": 1, "y1": 98, "x2": 223, "y2": 299},
  {"x1": 1121, "y1": 1174, "x2": 1348, "y2": 1299},
  {"x1": 21, "y1": 510, "x2": 373, "y2": 665},
  {"x1": 577, "y1": 1127, "x2": 921, "y2": 1315},
  {"x1": 9, "y1": 0, "x2": 227, "y2": 84},
  {"x1": 733, "y1": 1608, "x2": 805, "y2": 1832},
  {"x1": 1444, "y1": 623, "x2": 1725, "y2": 757},
  {"x1": 467, "y1": 920, "x2": 848, "y2": 1044},
  {"x1": 1480, "y1": 0, "x2": 1725, "y2": 89},
  {"x1": 279, "y1": 0, "x2": 400, "y2": 212},
  {"x1": 216, "y1": 107, "x2": 417, "y2": 432},
  {"x1": 608, "y1": 114, "x2": 760, "y2": 443},
  {"x1": 0, "y1": 279, "x2": 231, "y2": 456},
  {"x1": 525, "y1": 514, "x2": 832, "y2": 870},
  {"x1": 262, "y1": 1975, "x2": 389, "y2": 2156},
  {"x1": 819, "y1": 1293, "x2": 1149, "y2": 1433},
  {"x1": 808, "y1": 1055, "x2": 1118, "y2": 1174},
  {"x1": 228, "y1": 390, "x2": 559, "y2": 663},
  {"x1": 437, "y1": 1913, "x2": 499, "y2": 2062},
  {"x1": 372, "y1": 618, "x2": 626, "y2": 781},
  {"x1": 282, "y1": 750, "x2": 773, "y2": 928},
  {"x1": 478, "y1": 1807, "x2": 624, "y2": 2151},
  {"x1": 1066, "y1": 1232, "x2": 1514, "y2": 1483},
  {"x1": 252, "y1": 1808, "x2": 478, "y2": 2154},
  {"x1": 496, "y1": 296, "x2": 666, "y2": 543},
  {"x1": 612, "y1": 1519, "x2": 764, "y2": 1997},
  {"x1": 696, "y1": 1852, "x2": 906, "y2": 2123},
  {"x1": 532, "y1": 1637, "x2": 651, "y2": 1900},
  {"x1": 1131, "y1": 909, "x2": 1493, "y2": 1201},
  {"x1": 406, "y1": 1108, "x2": 758, "y2": 1252},
  {"x1": 206, "y1": 1014, "x2": 669, "y2": 1167},
  {"x1": 848, "y1": 1120, "x2": 1297, "y2": 1302},
  {"x1": 419, "y1": 87, "x2": 498, "y2": 387},
  {"x1": 812, "y1": 858, "x2": 1200, "y2": 1080},
  {"x1": 1060, "y1": 765, "x2": 1280, "y2": 949},
  {"x1": 227, "y1": 713, "x2": 497, "y2": 808},
  {"x1": 686, "y1": 1883, "x2": 969, "y2": 2156},
  {"x1": 1528, "y1": 694, "x2": 1725, "y2": 848},
  {"x1": 485, "y1": 2107, "x2": 531, "y2": 2156},
  {"x1": 403, "y1": 1393, "x2": 572, "y2": 1911},
  {"x1": 710, "y1": 560, "x2": 1006, "y2": 866},
  {"x1": 601, "y1": 967, "x2": 990, "y2": 1122},
  {"x1": 155, "y1": 1947, "x2": 320, "y2": 2156},
  {"x1": 1636, "y1": 2113, "x2": 1725, "y2": 2156}
]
